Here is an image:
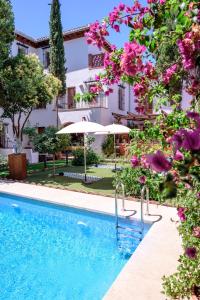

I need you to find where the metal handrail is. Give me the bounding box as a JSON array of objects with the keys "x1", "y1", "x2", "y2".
[
  {"x1": 141, "y1": 185, "x2": 150, "y2": 216},
  {"x1": 115, "y1": 181, "x2": 145, "y2": 235}
]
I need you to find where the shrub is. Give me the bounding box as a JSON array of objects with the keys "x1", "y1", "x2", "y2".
[
  {"x1": 72, "y1": 149, "x2": 99, "y2": 166},
  {"x1": 163, "y1": 190, "x2": 200, "y2": 299},
  {"x1": 0, "y1": 154, "x2": 8, "y2": 170},
  {"x1": 118, "y1": 166, "x2": 163, "y2": 201}
]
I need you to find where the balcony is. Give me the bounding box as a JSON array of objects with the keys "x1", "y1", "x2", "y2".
[{"x1": 58, "y1": 94, "x2": 108, "y2": 110}]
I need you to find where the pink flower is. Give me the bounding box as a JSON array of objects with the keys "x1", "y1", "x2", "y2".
[
  {"x1": 187, "y1": 111, "x2": 200, "y2": 120},
  {"x1": 113, "y1": 24, "x2": 120, "y2": 32},
  {"x1": 184, "y1": 183, "x2": 191, "y2": 190},
  {"x1": 105, "y1": 88, "x2": 113, "y2": 96},
  {"x1": 139, "y1": 176, "x2": 146, "y2": 184},
  {"x1": 182, "y1": 129, "x2": 200, "y2": 151},
  {"x1": 186, "y1": 111, "x2": 200, "y2": 127},
  {"x1": 121, "y1": 41, "x2": 146, "y2": 77},
  {"x1": 141, "y1": 155, "x2": 150, "y2": 169},
  {"x1": 143, "y1": 61, "x2": 155, "y2": 78},
  {"x1": 163, "y1": 64, "x2": 177, "y2": 85},
  {"x1": 89, "y1": 86, "x2": 99, "y2": 94},
  {"x1": 177, "y1": 207, "x2": 186, "y2": 222},
  {"x1": 166, "y1": 137, "x2": 172, "y2": 144},
  {"x1": 171, "y1": 130, "x2": 184, "y2": 150},
  {"x1": 131, "y1": 155, "x2": 140, "y2": 167},
  {"x1": 133, "y1": 82, "x2": 147, "y2": 97},
  {"x1": 185, "y1": 247, "x2": 197, "y2": 259},
  {"x1": 118, "y1": 3, "x2": 125, "y2": 11},
  {"x1": 174, "y1": 150, "x2": 184, "y2": 161},
  {"x1": 193, "y1": 227, "x2": 200, "y2": 238},
  {"x1": 95, "y1": 75, "x2": 100, "y2": 81},
  {"x1": 178, "y1": 36, "x2": 196, "y2": 71},
  {"x1": 85, "y1": 21, "x2": 109, "y2": 49},
  {"x1": 171, "y1": 129, "x2": 200, "y2": 151},
  {"x1": 146, "y1": 151, "x2": 172, "y2": 173}
]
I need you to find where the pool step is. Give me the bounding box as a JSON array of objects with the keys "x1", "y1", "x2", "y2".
[
  {"x1": 116, "y1": 224, "x2": 144, "y2": 254},
  {"x1": 117, "y1": 225, "x2": 143, "y2": 234},
  {"x1": 117, "y1": 232, "x2": 142, "y2": 241}
]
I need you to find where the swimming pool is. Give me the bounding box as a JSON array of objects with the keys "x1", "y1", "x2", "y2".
[{"x1": 0, "y1": 192, "x2": 151, "y2": 300}]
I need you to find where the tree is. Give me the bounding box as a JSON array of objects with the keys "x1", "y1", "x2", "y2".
[
  {"x1": 0, "y1": 0, "x2": 15, "y2": 68},
  {"x1": 26, "y1": 126, "x2": 71, "y2": 175},
  {"x1": 49, "y1": 0, "x2": 66, "y2": 127},
  {"x1": 0, "y1": 54, "x2": 61, "y2": 151}
]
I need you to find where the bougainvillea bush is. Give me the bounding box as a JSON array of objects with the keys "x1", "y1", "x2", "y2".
[
  {"x1": 163, "y1": 191, "x2": 200, "y2": 299},
  {"x1": 85, "y1": 0, "x2": 200, "y2": 298},
  {"x1": 85, "y1": 0, "x2": 200, "y2": 111},
  {"x1": 128, "y1": 112, "x2": 200, "y2": 298},
  {"x1": 146, "y1": 112, "x2": 200, "y2": 299},
  {"x1": 118, "y1": 164, "x2": 163, "y2": 201}
]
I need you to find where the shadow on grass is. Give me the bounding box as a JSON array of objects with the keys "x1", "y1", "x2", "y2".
[{"x1": 26, "y1": 165, "x2": 115, "y2": 196}]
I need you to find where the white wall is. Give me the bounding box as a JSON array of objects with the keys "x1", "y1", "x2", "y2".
[
  {"x1": 65, "y1": 37, "x2": 88, "y2": 72},
  {"x1": 11, "y1": 41, "x2": 37, "y2": 57},
  {"x1": 182, "y1": 89, "x2": 192, "y2": 110}
]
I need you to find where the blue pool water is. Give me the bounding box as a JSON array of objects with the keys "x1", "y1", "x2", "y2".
[{"x1": 0, "y1": 192, "x2": 151, "y2": 300}]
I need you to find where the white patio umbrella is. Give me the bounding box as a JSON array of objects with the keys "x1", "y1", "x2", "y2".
[
  {"x1": 95, "y1": 124, "x2": 131, "y2": 170},
  {"x1": 57, "y1": 121, "x2": 106, "y2": 182}
]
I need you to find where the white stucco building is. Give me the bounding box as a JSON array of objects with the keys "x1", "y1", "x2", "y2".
[
  {"x1": 0, "y1": 25, "x2": 139, "y2": 157},
  {"x1": 0, "y1": 25, "x2": 191, "y2": 160}
]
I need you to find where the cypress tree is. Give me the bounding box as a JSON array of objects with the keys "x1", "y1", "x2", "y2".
[
  {"x1": 0, "y1": 0, "x2": 15, "y2": 67},
  {"x1": 49, "y1": 0, "x2": 66, "y2": 95}
]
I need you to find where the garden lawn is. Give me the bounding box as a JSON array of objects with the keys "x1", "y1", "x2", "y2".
[
  {"x1": 26, "y1": 164, "x2": 115, "y2": 197},
  {"x1": 0, "y1": 160, "x2": 67, "y2": 178}
]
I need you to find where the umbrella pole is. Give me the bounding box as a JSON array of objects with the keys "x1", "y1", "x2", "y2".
[
  {"x1": 84, "y1": 133, "x2": 87, "y2": 182},
  {"x1": 114, "y1": 134, "x2": 117, "y2": 171}
]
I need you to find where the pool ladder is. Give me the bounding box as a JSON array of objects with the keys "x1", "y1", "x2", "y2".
[{"x1": 115, "y1": 182, "x2": 150, "y2": 250}]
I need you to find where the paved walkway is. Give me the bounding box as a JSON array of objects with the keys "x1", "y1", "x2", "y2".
[{"x1": 0, "y1": 180, "x2": 182, "y2": 300}]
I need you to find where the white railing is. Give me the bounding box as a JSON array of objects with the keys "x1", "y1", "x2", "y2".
[{"x1": 58, "y1": 95, "x2": 108, "y2": 110}]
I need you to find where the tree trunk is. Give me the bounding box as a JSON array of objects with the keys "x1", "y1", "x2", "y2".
[
  {"x1": 56, "y1": 96, "x2": 59, "y2": 129},
  {"x1": 43, "y1": 154, "x2": 47, "y2": 170},
  {"x1": 65, "y1": 151, "x2": 68, "y2": 166},
  {"x1": 15, "y1": 138, "x2": 23, "y2": 154},
  {"x1": 53, "y1": 154, "x2": 56, "y2": 177}
]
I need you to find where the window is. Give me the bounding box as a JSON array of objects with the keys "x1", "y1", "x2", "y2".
[
  {"x1": 118, "y1": 85, "x2": 125, "y2": 111},
  {"x1": 88, "y1": 54, "x2": 104, "y2": 68},
  {"x1": 43, "y1": 47, "x2": 50, "y2": 68},
  {"x1": 67, "y1": 87, "x2": 76, "y2": 109},
  {"x1": 17, "y1": 43, "x2": 28, "y2": 55}
]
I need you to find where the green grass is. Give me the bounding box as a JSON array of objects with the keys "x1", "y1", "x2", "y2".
[
  {"x1": 0, "y1": 160, "x2": 129, "y2": 197},
  {"x1": 27, "y1": 160, "x2": 67, "y2": 173},
  {"x1": 0, "y1": 160, "x2": 66, "y2": 177},
  {"x1": 26, "y1": 164, "x2": 115, "y2": 196}
]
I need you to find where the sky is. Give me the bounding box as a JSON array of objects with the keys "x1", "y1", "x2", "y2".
[{"x1": 12, "y1": 0, "x2": 146, "y2": 48}]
